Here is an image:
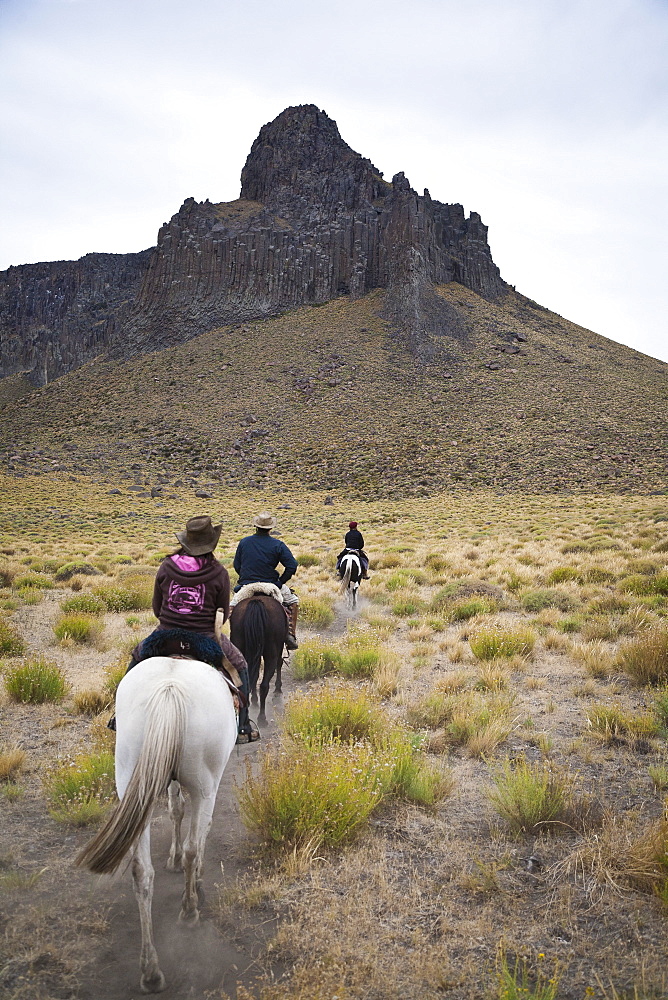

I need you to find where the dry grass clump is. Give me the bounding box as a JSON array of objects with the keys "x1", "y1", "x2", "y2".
[
  {"x1": 469, "y1": 622, "x2": 536, "y2": 661},
  {"x1": 487, "y1": 756, "x2": 577, "y2": 835},
  {"x1": 585, "y1": 704, "x2": 661, "y2": 742},
  {"x1": 92, "y1": 576, "x2": 153, "y2": 612},
  {"x1": 409, "y1": 688, "x2": 515, "y2": 758},
  {"x1": 4, "y1": 656, "x2": 68, "y2": 703},
  {"x1": 283, "y1": 686, "x2": 385, "y2": 745},
  {"x1": 548, "y1": 814, "x2": 668, "y2": 899},
  {"x1": 0, "y1": 747, "x2": 26, "y2": 782},
  {"x1": 617, "y1": 626, "x2": 668, "y2": 686},
  {"x1": 0, "y1": 620, "x2": 26, "y2": 656},
  {"x1": 521, "y1": 588, "x2": 577, "y2": 613},
  {"x1": 570, "y1": 640, "x2": 615, "y2": 678},
  {"x1": 46, "y1": 751, "x2": 116, "y2": 825},
  {"x1": 54, "y1": 612, "x2": 103, "y2": 646},
  {"x1": 61, "y1": 593, "x2": 107, "y2": 615},
  {"x1": 73, "y1": 689, "x2": 110, "y2": 715},
  {"x1": 291, "y1": 639, "x2": 343, "y2": 680}
]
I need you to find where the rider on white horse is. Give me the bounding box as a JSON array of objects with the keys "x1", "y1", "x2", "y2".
[
  {"x1": 231, "y1": 511, "x2": 299, "y2": 650},
  {"x1": 336, "y1": 520, "x2": 370, "y2": 578}
]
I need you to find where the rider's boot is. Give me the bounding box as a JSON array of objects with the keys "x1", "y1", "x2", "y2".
[{"x1": 285, "y1": 604, "x2": 298, "y2": 651}]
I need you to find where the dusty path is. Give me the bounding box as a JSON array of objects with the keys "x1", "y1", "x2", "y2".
[{"x1": 75, "y1": 682, "x2": 289, "y2": 1000}]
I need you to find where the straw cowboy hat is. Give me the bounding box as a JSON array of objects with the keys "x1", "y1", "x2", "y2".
[
  {"x1": 175, "y1": 515, "x2": 222, "y2": 555},
  {"x1": 253, "y1": 511, "x2": 277, "y2": 530}
]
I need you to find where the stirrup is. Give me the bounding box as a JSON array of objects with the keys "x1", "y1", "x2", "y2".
[{"x1": 236, "y1": 720, "x2": 261, "y2": 745}]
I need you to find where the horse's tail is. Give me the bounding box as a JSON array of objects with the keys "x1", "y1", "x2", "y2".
[
  {"x1": 76, "y1": 680, "x2": 186, "y2": 874},
  {"x1": 339, "y1": 560, "x2": 352, "y2": 595},
  {"x1": 244, "y1": 598, "x2": 267, "y2": 689}
]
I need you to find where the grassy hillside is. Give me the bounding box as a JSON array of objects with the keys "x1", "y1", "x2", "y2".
[{"x1": 0, "y1": 285, "x2": 666, "y2": 498}]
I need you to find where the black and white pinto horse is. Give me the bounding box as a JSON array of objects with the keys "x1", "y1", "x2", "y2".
[{"x1": 338, "y1": 549, "x2": 362, "y2": 608}]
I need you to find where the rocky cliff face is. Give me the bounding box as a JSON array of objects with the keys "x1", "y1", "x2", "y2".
[
  {"x1": 1, "y1": 105, "x2": 505, "y2": 379},
  {"x1": 0, "y1": 251, "x2": 152, "y2": 385}
]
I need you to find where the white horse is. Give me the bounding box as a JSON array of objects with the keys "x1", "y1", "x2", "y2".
[
  {"x1": 77, "y1": 657, "x2": 237, "y2": 994},
  {"x1": 338, "y1": 550, "x2": 362, "y2": 609}
]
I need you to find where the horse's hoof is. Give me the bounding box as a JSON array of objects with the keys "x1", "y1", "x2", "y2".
[
  {"x1": 178, "y1": 908, "x2": 200, "y2": 927},
  {"x1": 258, "y1": 715, "x2": 268, "y2": 728},
  {"x1": 166, "y1": 856, "x2": 182, "y2": 872},
  {"x1": 140, "y1": 969, "x2": 166, "y2": 993}
]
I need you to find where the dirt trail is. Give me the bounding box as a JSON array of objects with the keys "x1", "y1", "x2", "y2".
[{"x1": 76, "y1": 686, "x2": 287, "y2": 1000}]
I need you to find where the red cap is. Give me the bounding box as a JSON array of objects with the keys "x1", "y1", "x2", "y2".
[{"x1": 349, "y1": 521, "x2": 358, "y2": 528}]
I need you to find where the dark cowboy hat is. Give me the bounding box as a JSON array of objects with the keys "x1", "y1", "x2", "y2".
[{"x1": 175, "y1": 515, "x2": 222, "y2": 555}]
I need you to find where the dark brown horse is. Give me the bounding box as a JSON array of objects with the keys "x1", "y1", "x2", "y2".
[{"x1": 229, "y1": 595, "x2": 287, "y2": 725}]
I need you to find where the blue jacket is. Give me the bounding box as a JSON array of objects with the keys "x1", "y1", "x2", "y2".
[{"x1": 233, "y1": 532, "x2": 298, "y2": 588}]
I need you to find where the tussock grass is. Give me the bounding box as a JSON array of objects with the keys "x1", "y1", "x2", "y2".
[
  {"x1": 299, "y1": 596, "x2": 335, "y2": 628},
  {"x1": 469, "y1": 623, "x2": 536, "y2": 661},
  {"x1": 47, "y1": 751, "x2": 116, "y2": 825},
  {"x1": 4, "y1": 657, "x2": 68, "y2": 703},
  {"x1": 73, "y1": 689, "x2": 110, "y2": 715},
  {"x1": 617, "y1": 626, "x2": 668, "y2": 686},
  {"x1": 53, "y1": 613, "x2": 102, "y2": 646},
  {"x1": 0, "y1": 747, "x2": 26, "y2": 782},
  {"x1": 13, "y1": 572, "x2": 54, "y2": 591},
  {"x1": 0, "y1": 620, "x2": 25, "y2": 656},
  {"x1": 521, "y1": 588, "x2": 576, "y2": 612},
  {"x1": 570, "y1": 640, "x2": 615, "y2": 678},
  {"x1": 448, "y1": 596, "x2": 497, "y2": 622},
  {"x1": 103, "y1": 659, "x2": 127, "y2": 696},
  {"x1": 61, "y1": 593, "x2": 107, "y2": 615},
  {"x1": 283, "y1": 687, "x2": 385, "y2": 745},
  {"x1": 292, "y1": 639, "x2": 343, "y2": 680},
  {"x1": 586, "y1": 704, "x2": 661, "y2": 742},
  {"x1": 93, "y1": 578, "x2": 153, "y2": 612},
  {"x1": 487, "y1": 757, "x2": 574, "y2": 834},
  {"x1": 409, "y1": 689, "x2": 515, "y2": 757}
]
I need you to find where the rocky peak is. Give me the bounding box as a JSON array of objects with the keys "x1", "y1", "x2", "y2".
[{"x1": 240, "y1": 104, "x2": 386, "y2": 217}]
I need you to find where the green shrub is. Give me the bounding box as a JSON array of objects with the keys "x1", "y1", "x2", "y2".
[
  {"x1": 556, "y1": 616, "x2": 582, "y2": 633},
  {"x1": 295, "y1": 552, "x2": 321, "y2": 568},
  {"x1": 61, "y1": 593, "x2": 107, "y2": 615},
  {"x1": 617, "y1": 626, "x2": 668, "y2": 686},
  {"x1": 487, "y1": 757, "x2": 573, "y2": 835},
  {"x1": 340, "y1": 636, "x2": 383, "y2": 678},
  {"x1": 521, "y1": 589, "x2": 576, "y2": 613},
  {"x1": 424, "y1": 553, "x2": 449, "y2": 572},
  {"x1": 0, "y1": 621, "x2": 25, "y2": 656},
  {"x1": 391, "y1": 596, "x2": 426, "y2": 617},
  {"x1": 47, "y1": 751, "x2": 116, "y2": 825},
  {"x1": 237, "y1": 741, "x2": 388, "y2": 848},
  {"x1": 93, "y1": 578, "x2": 153, "y2": 612},
  {"x1": 619, "y1": 574, "x2": 656, "y2": 596},
  {"x1": 292, "y1": 639, "x2": 343, "y2": 680},
  {"x1": 546, "y1": 566, "x2": 579, "y2": 584},
  {"x1": 55, "y1": 561, "x2": 100, "y2": 582},
  {"x1": 448, "y1": 597, "x2": 497, "y2": 622},
  {"x1": 429, "y1": 583, "x2": 458, "y2": 611},
  {"x1": 104, "y1": 660, "x2": 128, "y2": 696},
  {"x1": 53, "y1": 613, "x2": 101, "y2": 645},
  {"x1": 652, "y1": 687, "x2": 668, "y2": 727},
  {"x1": 4, "y1": 657, "x2": 68, "y2": 703},
  {"x1": 284, "y1": 687, "x2": 385, "y2": 744},
  {"x1": 299, "y1": 596, "x2": 335, "y2": 629},
  {"x1": 13, "y1": 573, "x2": 54, "y2": 591},
  {"x1": 469, "y1": 623, "x2": 536, "y2": 661}
]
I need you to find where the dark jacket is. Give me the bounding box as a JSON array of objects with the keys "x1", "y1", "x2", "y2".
[
  {"x1": 344, "y1": 528, "x2": 365, "y2": 549},
  {"x1": 152, "y1": 555, "x2": 230, "y2": 632},
  {"x1": 233, "y1": 532, "x2": 298, "y2": 588}
]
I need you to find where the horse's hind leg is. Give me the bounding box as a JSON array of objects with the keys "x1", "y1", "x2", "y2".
[
  {"x1": 167, "y1": 780, "x2": 185, "y2": 871},
  {"x1": 179, "y1": 791, "x2": 216, "y2": 925},
  {"x1": 132, "y1": 829, "x2": 165, "y2": 993}
]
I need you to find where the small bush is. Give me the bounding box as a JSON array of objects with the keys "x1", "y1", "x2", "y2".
[
  {"x1": 299, "y1": 596, "x2": 335, "y2": 629},
  {"x1": 55, "y1": 561, "x2": 100, "y2": 582},
  {"x1": 47, "y1": 751, "x2": 116, "y2": 825},
  {"x1": 0, "y1": 621, "x2": 25, "y2": 656},
  {"x1": 652, "y1": 687, "x2": 668, "y2": 727},
  {"x1": 340, "y1": 635, "x2": 383, "y2": 678},
  {"x1": 648, "y1": 764, "x2": 668, "y2": 791},
  {"x1": 586, "y1": 703, "x2": 660, "y2": 741},
  {"x1": 4, "y1": 657, "x2": 68, "y2": 703},
  {"x1": 391, "y1": 595, "x2": 426, "y2": 617},
  {"x1": 619, "y1": 574, "x2": 656, "y2": 596},
  {"x1": 53, "y1": 613, "x2": 102, "y2": 645},
  {"x1": 292, "y1": 640, "x2": 343, "y2": 680},
  {"x1": 61, "y1": 594, "x2": 107, "y2": 615},
  {"x1": 104, "y1": 659, "x2": 128, "y2": 696},
  {"x1": 487, "y1": 757, "x2": 573, "y2": 835},
  {"x1": 521, "y1": 589, "x2": 576, "y2": 613},
  {"x1": 617, "y1": 626, "x2": 668, "y2": 686},
  {"x1": 469, "y1": 623, "x2": 536, "y2": 661}
]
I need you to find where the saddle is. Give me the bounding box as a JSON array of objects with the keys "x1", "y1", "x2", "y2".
[{"x1": 138, "y1": 629, "x2": 247, "y2": 706}]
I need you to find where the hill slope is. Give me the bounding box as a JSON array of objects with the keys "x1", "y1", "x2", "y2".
[{"x1": 1, "y1": 284, "x2": 666, "y2": 496}]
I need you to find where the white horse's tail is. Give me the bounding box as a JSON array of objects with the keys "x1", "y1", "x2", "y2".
[
  {"x1": 339, "y1": 560, "x2": 352, "y2": 595},
  {"x1": 76, "y1": 681, "x2": 187, "y2": 874}
]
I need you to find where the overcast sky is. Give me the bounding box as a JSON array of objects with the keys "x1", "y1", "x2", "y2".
[{"x1": 1, "y1": 0, "x2": 667, "y2": 362}]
